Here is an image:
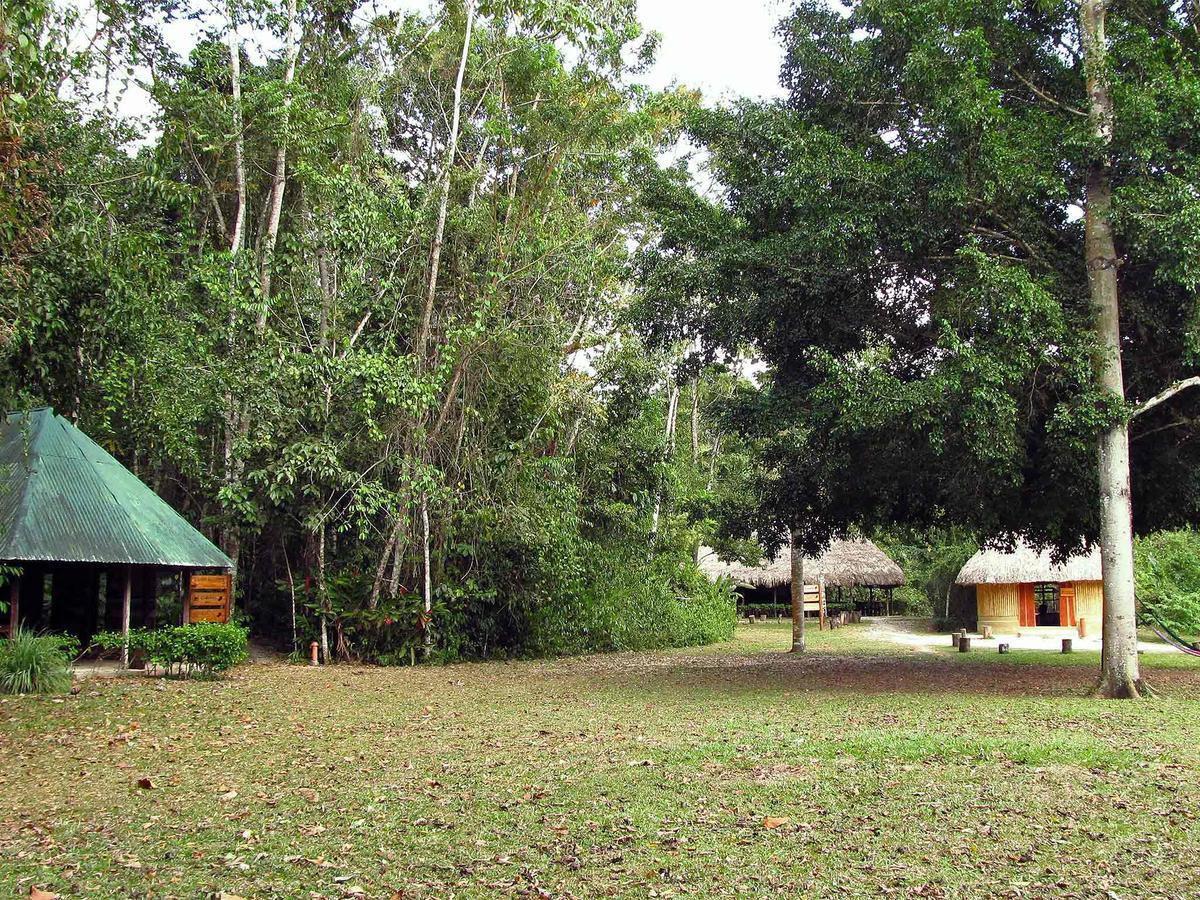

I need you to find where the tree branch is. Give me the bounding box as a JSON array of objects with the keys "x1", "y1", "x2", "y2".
[
  {"x1": 1132, "y1": 376, "x2": 1200, "y2": 418},
  {"x1": 1009, "y1": 68, "x2": 1087, "y2": 117}
]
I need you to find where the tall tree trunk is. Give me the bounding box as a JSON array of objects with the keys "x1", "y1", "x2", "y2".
[
  {"x1": 257, "y1": 0, "x2": 300, "y2": 315},
  {"x1": 705, "y1": 433, "x2": 721, "y2": 491},
  {"x1": 317, "y1": 523, "x2": 330, "y2": 663},
  {"x1": 219, "y1": 0, "x2": 247, "y2": 581},
  {"x1": 370, "y1": 518, "x2": 403, "y2": 609},
  {"x1": 283, "y1": 540, "x2": 297, "y2": 654},
  {"x1": 226, "y1": 0, "x2": 246, "y2": 255},
  {"x1": 417, "y1": 0, "x2": 475, "y2": 356},
  {"x1": 790, "y1": 528, "x2": 805, "y2": 654},
  {"x1": 1081, "y1": 0, "x2": 1144, "y2": 698},
  {"x1": 649, "y1": 383, "x2": 680, "y2": 549},
  {"x1": 421, "y1": 492, "x2": 432, "y2": 658},
  {"x1": 690, "y1": 378, "x2": 700, "y2": 464}
]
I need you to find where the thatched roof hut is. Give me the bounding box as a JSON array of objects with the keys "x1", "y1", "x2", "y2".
[
  {"x1": 955, "y1": 540, "x2": 1101, "y2": 585},
  {"x1": 698, "y1": 539, "x2": 905, "y2": 589}
]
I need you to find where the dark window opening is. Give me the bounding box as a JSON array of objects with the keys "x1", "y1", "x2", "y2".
[{"x1": 1034, "y1": 582, "x2": 1060, "y2": 626}]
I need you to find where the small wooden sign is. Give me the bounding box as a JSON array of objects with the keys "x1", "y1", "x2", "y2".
[{"x1": 185, "y1": 573, "x2": 232, "y2": 624}]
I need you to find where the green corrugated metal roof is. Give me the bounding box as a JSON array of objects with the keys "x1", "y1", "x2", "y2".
[{"x1": 0, "y1": 408, "x2": 232, "y2": 568}]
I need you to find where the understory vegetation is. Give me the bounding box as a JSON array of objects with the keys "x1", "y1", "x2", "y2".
[
  {"x1": 1135, "y1": 529, "x2": 1200, "y2": 637},
  {"x1": 3, "y1": 624, "x2": 1200, "y2": 897},
  {"x1": 94, "y1": 623, "x2": 249, "y2": 677},
  {"x1": 1, "y1": 0, "x2": 739, "y2": 662},
  {"x1": 0, "y1": 628, "x2": 73, "y2": 695}
]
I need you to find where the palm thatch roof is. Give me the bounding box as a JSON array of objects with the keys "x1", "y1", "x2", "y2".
[
  {"x1": 955, "y1": 539, "x2": 1102, "y2": 585},
  {"x1": 698, "y1": 539, "x2": 905, "y2": 589}
]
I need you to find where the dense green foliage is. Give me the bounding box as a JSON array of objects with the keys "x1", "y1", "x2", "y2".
[
  {"x1": 95, "y1": 623, "x2": 249, "y2": 677},
  {"x1": 0, "y1": 0, "x2": 735, "y2": 660},
  {"x1": 528, "y1": 549, "x2": 735, "y2": 654},
  {"x1": 635, "y1": 0, "x2": 1200, "y2": 559},
  {"x1": 0, "y1": 627, "x2": 74, "y2": 694},
  {"x1": 1134, "y1": 529, "x2": 1200, "y2": 637},
  {"x1": 873, "y1": 529, "x2": 980, "y2": 620}
]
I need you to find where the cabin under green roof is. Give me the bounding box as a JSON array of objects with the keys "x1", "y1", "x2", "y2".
[{"x1": 0, "y1": 408, "x2": 231, "y2": 569}]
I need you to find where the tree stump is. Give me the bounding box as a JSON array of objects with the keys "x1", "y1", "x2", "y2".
[
  {"x1": 951, "y1": 634, "x2": 960, "y2": 649},
  {"x1": 958, "y1": 636, "x2": 971, "y2": 652},
  {"x1": 1061, "y1": 638, "x2": 1073, "y2": 654},
  {"x1": 982, "y1": 625, "x2": 993, "y2": 640},
  {"x1": 998, "y1": 643, "x2": 1010, "y2": 654},
  {"x1": 748, "y1": 615, "x2": 757, "y2": 625}
]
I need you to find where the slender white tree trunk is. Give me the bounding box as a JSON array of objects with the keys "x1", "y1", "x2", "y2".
[
  {"x1": 706, "y1": 433, "x2": 721, "y2": 491},
  {"x1": 226, "y1": 0, "x2": 246, "y2": 255},
  {"x1": 1081, "y1": 0, "x2": 1143, "y2": 698},
  {"x1": 649, "y1": 383, "x2": 680, "y2": 548},
  {"x1": 417, "y1": 0, "x2": 475, "y2": 354},
  {"x1": 421, "y1": 492, "x2": 432, "y2": 658},
  {"x1": 790, "y1": 529, "x2": 805, "y2": 654},
  {"x1": 690, "y1": 379, "x2": 700, "y2": 464},
  {"x1": 220, "y1": 0, "x2": 247, "y2": 582},
  {"x1": 317, "y1": 524, "x2": 329, "y2": 663},
  {"x1": 258, "y1": 0, "x2": 300, "y2": 314}
]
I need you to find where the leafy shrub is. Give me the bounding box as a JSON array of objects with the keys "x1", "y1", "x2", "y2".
[
  {"x1": 95, "y1": 623, "x2": 249, "y2": 677},
  {"x1": 873, "y1": 528, "x2": 979, "y2": 628},
  {"x1": 0, "y1": 627, "x2": 74, "y2": 694},
  {"x1": 1135, "y1": 529, "x2": 1200, "y2": 637},
  {"x1": 527, "y1": 545, "x2": 736, "y2": 656}
]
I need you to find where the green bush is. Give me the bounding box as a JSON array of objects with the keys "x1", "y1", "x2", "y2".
[
  {"x1": 873, "y1": 528, "x2": 979, "y2": 628},
  {"x1": 0, "y1": 627, "x2": 74, "y2": 694},
  {"x1": 95, "y1": 623, "x2": 249, "y2": 677},
  {"x1": 527, "y1": 546, "x2": 736, "y2": 655},
  {"x1": 1135, "y1": 529, "x2": 1200, "y2": 637}
]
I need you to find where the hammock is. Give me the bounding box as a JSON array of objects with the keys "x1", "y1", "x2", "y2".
[{"x1": 1142, "y1": 612, "x2": 1200, "y2": 658}]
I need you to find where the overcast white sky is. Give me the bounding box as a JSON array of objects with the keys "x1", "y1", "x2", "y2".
[
  {"x1": 638, "y1": 0, "x2": 786, "y2": 101},
  {"x1": 89, "y1": 0, "x2": 788, "y2": 126}
]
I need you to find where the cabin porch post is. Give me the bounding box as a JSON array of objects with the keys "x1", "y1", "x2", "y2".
[
  {"x1": 121, "y1": 564, "x2": 133, "y2": 668},
  {"x1": 6, "y1": 577, "x2": 18, "y2": 637}
]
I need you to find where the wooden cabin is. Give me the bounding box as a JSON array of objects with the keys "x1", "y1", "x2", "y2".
[
  {"x1": 698, "y1": 538, "x2": 906, "y2": 623},
  {"x1": 955, "y1": 540, "x2": 1103, "y2": 636},
  {"x1": 0, "y1": 408, "x2": 233, "y2": 656}
]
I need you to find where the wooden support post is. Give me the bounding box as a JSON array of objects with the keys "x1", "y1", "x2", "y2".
[
  {"x1": 121, "y1": 564, "x2": 132, "y2": 669},
  {"x1": 818, "y1": 575, "x2": 826, "y2": 631},
  {"x1": 958, "y1": 636, "x2": 971, "y2": 652},
  {"x1": 982, "y1": 625, "x2": 993, "y2": 640},
  {"x1": 7, "y1": 577, "x2": 18, "y2": 637},
  {"x1": 951, "y1": 633, "x2": 960, "y2": 649},
  {"x1": 1077, "y1": 617, "x2": 1087, "y2": 639}
]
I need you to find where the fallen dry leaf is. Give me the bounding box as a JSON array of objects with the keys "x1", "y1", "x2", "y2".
[
  {"x1": 136, "y1": 777, "x2": 155, "y2": 790},
  {"x1": 30, "y1": 888, "x2": 59, "y2": 900},
  {"x1": 762, "y1": 816, "x2": 790, "y2": 829}
]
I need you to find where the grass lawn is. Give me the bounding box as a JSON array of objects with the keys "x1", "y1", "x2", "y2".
[{"x1": 4, "y1": 622, "x2": 1200, "y2": 898}]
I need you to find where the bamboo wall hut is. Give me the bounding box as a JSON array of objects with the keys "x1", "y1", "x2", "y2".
[
  {"x1": 0, "y1": 408, "x2": 233, "y2": 652},
  {"x1": 954, "y1": 540, "x2": 1103, "y2": 635},
  {"x1": 698, "y1": 539, "x2": 906, "y2": 617}
]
